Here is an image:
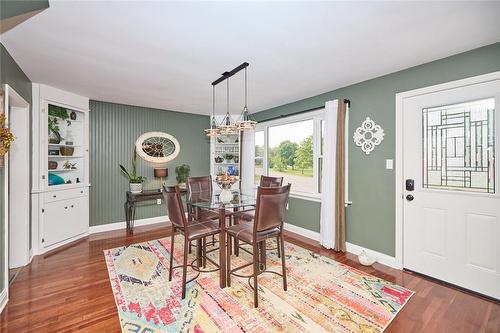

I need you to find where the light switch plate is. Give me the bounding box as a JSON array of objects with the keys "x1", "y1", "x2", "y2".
[
  {"x1": 156, "y1": 198, "x2": 162, "y2": 205},
  {"x1": 386, "y1": 159, "x2": 394, "y2": 170}
]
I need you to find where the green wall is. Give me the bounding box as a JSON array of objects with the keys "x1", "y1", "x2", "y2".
[
  {"x1": 0, "y1": 43, "x2": 32, "y2": 292},
  {"x1": 89, "y1": 101, "x2": 210, "y2": 227},
  {"x1": 0, "y1": 0, "x2": 49, "y2": 20},
  {"x1": 254, "y1": 42, "x2": 500, "y2": 256}
]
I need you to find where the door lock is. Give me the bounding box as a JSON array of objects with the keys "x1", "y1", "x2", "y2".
[
  {"x1": 405, "y1": 179, "x2": 415, "y2": 191},
  {"x1": 406, "y1": 194, "x2": 414, "y2": 201}
]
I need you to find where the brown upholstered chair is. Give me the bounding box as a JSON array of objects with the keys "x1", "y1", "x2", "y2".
[
  {"x1": 163, "y1": 186, "x2": 221, "y2": 299},
  {"x1": 226, "y1": 184, "x2": 291, "y2": 307},
  {"x1": 235, "y1": 175, "x2": 284, "y2": 257},
  {"x1": 186, "y1": 176, "x2": 219, "y2": 221}
]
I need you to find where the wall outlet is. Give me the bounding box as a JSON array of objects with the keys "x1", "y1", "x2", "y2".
[{"x1": 156, "y1": 198, "x2": 162, "y2": 205}]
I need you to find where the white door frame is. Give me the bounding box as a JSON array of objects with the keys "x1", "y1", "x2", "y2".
[
  {"x1": 1, "y1": 84, "x2": 30, "y2": 313},
  {"x1": 395, "y1": 70, "x2": 500, "y2": 269}
]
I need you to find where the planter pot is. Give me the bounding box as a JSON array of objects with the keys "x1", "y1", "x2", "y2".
[
  {"x1": 48, "y1": 130, "x2": 61, "y2": 144},
  {"x1": 130, "y1": 183, "x2": 143, "y2": 193}
]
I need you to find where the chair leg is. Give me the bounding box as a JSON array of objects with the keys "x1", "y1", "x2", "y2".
[
  {"x1": 202, "y1": 237, "x2": 207, "y2": 268},
  {"x1": 169, "y1": 228, "x2": 175, "y2": 281},
  {"x1": 189, "y1": 241, "x2": 192, "y2": 254},
  {"x1": 196, "y1": 238, "x2": 202, "y2": 267},
  {"x1": 253, "y1": 242, "x2": 259, "y2": 308},
  {"x1": 182, "y1": 237, "x2": 189, "y2": 299},
  {"x1": 276, "y1": 236, "x2": 281, "y2": 258},
  {"x1": 227, "y1": 234, "x2": 231, "y2": 287},
  {"x1": 280, "y1": 232, "x2": 287, "y2": 291}
]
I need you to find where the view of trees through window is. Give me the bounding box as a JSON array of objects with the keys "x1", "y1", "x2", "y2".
[{"x1": 267, "y1": 120, "x2": 315, "y2": 193}]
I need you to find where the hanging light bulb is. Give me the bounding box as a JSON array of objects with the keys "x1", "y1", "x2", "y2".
[
  {"x1": 237, "y1": 66, "x2": 257, "y2": 131},
  {"x1": 205, "y1": 85, "x2": 220, "y2": 137},
  {"x1": 218, "y1": 77, "x2": 238, "y2": 135}
]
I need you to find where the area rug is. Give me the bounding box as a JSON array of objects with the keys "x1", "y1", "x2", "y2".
[{"x1": 104, "y1": 237, "x2": 413, "y2": 333}]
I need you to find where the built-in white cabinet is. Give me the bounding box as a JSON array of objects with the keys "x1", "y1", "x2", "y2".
[
  {"x1": 210, "y1": 132, "x2": 242, "y2": 191},
  {"x1": 31, "y1": 84, "x2": 90, "y2": 253}
]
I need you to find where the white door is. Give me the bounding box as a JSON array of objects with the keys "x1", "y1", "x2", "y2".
[{"x1": 402, "y1": 76, "x2": 500, "y2": 300}]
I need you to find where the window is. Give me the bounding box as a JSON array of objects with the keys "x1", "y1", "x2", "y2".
[
  {"x1": 255, "y1": 110, "x2": 324, "y2": 199},
  {"x1": 254, "y1": 130, "x2": 264, "y2": 183},
  {"x1": 423, "y1": 98, "x2": 495, "y2": 193}
]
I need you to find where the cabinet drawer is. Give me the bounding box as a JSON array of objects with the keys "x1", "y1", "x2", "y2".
[{"x1": 44, "y1": 187, "x2": 88, "y2": 203}]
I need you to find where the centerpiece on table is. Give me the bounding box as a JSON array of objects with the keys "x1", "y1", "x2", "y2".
[{"x1": 215, "y1": 172, "x2": 239, "y2": 203}]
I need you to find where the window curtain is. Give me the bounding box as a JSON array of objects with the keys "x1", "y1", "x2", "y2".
[
  {"x1": 240, "y1": 129, "x2": 255, "y2": 194},
  {"x1": 320, "y1": 99, "x2": 347, "y2": 251}
]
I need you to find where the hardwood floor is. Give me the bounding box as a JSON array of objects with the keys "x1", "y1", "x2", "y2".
[{"x1": 1, "y1": 223, "x2": 499, "y2": 332}]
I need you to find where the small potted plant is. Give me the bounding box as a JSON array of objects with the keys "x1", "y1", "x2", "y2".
[
  {"x1": 48, "y1": 105, "x2": 71, "y2": 144},
  {"x1": 175, "y1": 164, "x2": 190, "y2": 187},
  {"x1": 120, "y1": 149, "x2": 146, "y2": 193},
  {"x1": 224, "y1": 153, "x2": 234, "y2": 163}
]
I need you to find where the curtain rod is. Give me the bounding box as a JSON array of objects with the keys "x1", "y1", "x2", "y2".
[{"x1": 257, "y1": 99, "x2": 350, "y2": 123}]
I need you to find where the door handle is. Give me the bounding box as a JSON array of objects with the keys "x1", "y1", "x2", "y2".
[{"x1": 406, "y1": 194, "x2": 414, "y2": 201}]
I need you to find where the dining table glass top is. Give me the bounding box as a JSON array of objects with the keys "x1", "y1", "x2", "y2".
[{"x1": 189, "y1": 191, "x2": 256, "y2": 210}]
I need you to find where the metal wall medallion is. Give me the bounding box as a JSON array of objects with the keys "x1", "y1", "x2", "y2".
[
  {"x1": 353, "y1": 117, "x2": 384, "y2": 155},
  {"x1": 135, "y1": 132, "x2": 180, "y2": 163}
]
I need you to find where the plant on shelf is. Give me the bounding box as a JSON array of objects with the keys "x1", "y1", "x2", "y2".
[
  {"x1": 223, "y1": 153, "x2": 234, "y2": 162},
  {"x1": 175, "y1": 164, "x2": 190, "y2": 186},
  {"x1": 120, "y1": 149, "x2": 146, "y2": 193},
  {"x1": 48, "y1": 105, "x2": 71, "y2": 144}
]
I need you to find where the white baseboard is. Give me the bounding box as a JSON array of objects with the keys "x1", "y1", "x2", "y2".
[
  {"x1": 284, "y1": 223, "x2": 320, "y2": 242},
  {"x1": 0, "y1": 288, "x2": 8, "y2": 314},
  {"x1": 282, "y1": 223, "x2": 401, "y2": 270},
  {"x1": 346, "y1": 242, "x2": 401, "y2": 269},
  {"x1": 89, "y1": 215, "x2": 169, "y2": 234}
]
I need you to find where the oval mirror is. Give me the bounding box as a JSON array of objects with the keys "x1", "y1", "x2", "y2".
[{"x1": 135, "y1": 131, "x2": 180, "y2": 163}]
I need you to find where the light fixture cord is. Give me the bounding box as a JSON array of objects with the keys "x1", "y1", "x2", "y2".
[
  {"x1": 244, "y1": 67, "x2": 248, "y2": 109},
  {"x1": 212, "y1": 85, "x2": 215, "y2": 127}
]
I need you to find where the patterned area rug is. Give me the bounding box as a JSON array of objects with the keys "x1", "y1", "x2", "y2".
[{"x1": 104, "y1": 237, "x2": 413, "y2": 332}]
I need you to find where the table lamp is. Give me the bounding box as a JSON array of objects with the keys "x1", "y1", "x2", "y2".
[{"x1": 154, "y1": 167, "x2": 168, "y2": 191}]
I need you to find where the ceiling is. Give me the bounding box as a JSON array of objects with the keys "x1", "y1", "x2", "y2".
[{"x1": 1, "y1": 1, "x2": 500, "y2": 115}]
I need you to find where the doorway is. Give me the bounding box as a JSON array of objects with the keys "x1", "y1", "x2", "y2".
[
  {"x1": 2, "y1": 84, "x2": 30, "y2": 300},
  {"x1": 396, "y1": 72, "x2": 500, "y2": 300}
]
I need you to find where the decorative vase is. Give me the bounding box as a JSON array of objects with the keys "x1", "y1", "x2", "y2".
[
  {"x1": 219, "y1": 188, "x2": 232, "y2": 203},
  {"x1": 48, "y1": 130, "x2": 61, "y2": 144},
  {"x1": 130, "y1": 183, "x2": 143, "y2": 193}
]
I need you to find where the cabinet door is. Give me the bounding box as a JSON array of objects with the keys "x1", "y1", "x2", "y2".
[{"x1": 42, "y1": 197, "x2": 88, "y2": 247}]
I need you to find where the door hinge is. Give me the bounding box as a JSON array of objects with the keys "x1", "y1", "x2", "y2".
[{"x1": 42, "y1": 208, "x2": 45, "y2": 213}]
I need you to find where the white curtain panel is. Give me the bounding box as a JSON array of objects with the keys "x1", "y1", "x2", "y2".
[
  {"x1": 241, "y1": 129, "x2": 255, "y2": 194},
  {"x1": 320, "y1": 100, "x2": 338, "y2": 249}
]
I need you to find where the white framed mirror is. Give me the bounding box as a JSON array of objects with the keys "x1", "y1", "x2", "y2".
[{"x1": 135, "y1": 131, "x2": 180, "y2": 163}]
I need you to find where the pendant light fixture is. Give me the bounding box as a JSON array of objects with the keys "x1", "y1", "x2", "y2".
[
  {"x1": 205, "y1": 62, "x2": 257, "y2": 137},
  {"x1": 236, "y1": 66, "x2": 257, "y2": 131},
  {"x1": 204, "y1": 85, "x2": 220, "y2": 137},
  {"x1": 218, "y1": 77, "x2": 238, "y2": 135}
]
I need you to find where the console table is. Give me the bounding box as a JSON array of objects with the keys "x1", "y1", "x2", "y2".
[{"x1": 125, "y1": 187, "x2": 187, "y2": 232}]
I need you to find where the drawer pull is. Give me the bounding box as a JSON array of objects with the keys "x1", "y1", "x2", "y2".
[
  {"x1": 64, "y1": 206, "x2": 68, "y2": 209},
  {"x1": 53, "y1": 195, "x2": 57, "y2": 198},
  {"x1": 71, "y1": 205, "x2": 74, "y2": 208}
]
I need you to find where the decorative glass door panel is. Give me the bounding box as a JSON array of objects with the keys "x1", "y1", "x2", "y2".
[{"x1": 422, "y1": 98, "x2": 495, "y2": 193}]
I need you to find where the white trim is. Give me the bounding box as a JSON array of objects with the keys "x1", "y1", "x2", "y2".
[
  {"x1": 282, "y1": 223, "x2": 402, "y2": 270},
  {"x1": 283, "y1": 223, "x2": 320, "y2": 242},
  {"x1": 346, "y1": 242, "x2": 400, "y2": 270},
  {"x1": 395, "y1": 70, "x2": 500, "y2": 270},
  {"x1": 89, "y1": 215, "x2": 170, "y2": 234},
  {"x1": 0, "y1": 288, "x2": 7, "y2": 314},
  {"x1": 289, "y1": 192, "x2": 321, "y2": 202}
]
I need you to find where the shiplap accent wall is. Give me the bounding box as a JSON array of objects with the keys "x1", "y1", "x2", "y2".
[{"x1": 89, "y1": 101, "x2": 210, "y2": 227}]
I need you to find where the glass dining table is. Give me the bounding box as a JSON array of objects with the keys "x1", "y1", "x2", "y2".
[{"x1": 189, "y1": 191, "x2": 256, "y2": 288}]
